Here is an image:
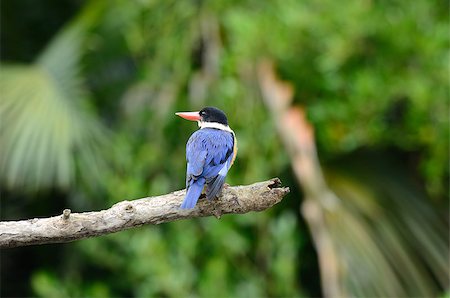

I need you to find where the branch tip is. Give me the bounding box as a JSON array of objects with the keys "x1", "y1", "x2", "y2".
[{"x1": 268, "y1": 177, "x2": 282, "y2": 189}]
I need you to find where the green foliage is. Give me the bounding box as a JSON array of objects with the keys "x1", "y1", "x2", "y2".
[
  {"x1": 223, "y1": 0, "x2": 449, "y2": 198},
  {"x1": 0, "y1": 23, "x2": 108, "y2": 189},
  {"x1": 325, "y1": 153, "x2": 448, "y2": 296},
  {"x1": 1, "y1": 0, "x2": 448, "y2": 297},
  {"x1": 28, "y1": 212, "x2": 299, "y2": 297}
]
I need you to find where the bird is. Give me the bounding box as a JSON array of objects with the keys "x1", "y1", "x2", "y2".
[{"x1": 175, "y1": 107, "x2": 237, "y2": 209}]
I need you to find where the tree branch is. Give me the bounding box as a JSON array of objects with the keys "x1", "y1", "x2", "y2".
[{"x1": 0, "y1": 178, "x2": 289, "y2": 248}]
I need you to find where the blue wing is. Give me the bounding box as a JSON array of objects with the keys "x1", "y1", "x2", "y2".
[
  {"x1": 182, "y1": 128, "x2": 234, "y2": 208},
  {"x1": 205, "y1": 152, "x2": 233, "y2": 200}
]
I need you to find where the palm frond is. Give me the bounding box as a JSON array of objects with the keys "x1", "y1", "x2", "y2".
[
  {"x1": 0, "y1": 24, "x2": 108, "y2": 190},
  {"x1": 325, "y1": 156, "x2": 449, "y2": 297}
]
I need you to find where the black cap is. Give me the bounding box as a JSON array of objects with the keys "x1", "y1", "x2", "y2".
[{"x1": 199, "y1": 107, "x2": 228, "y2": 125}]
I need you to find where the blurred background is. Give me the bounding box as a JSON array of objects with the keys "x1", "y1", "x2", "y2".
[{"x1": 1, "y1": 0, "x2": 448, "y2": 297}]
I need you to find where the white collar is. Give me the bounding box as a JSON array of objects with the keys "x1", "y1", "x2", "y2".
[{"x1": 198, "y1": 121, "x2": 233, "y2": 133}]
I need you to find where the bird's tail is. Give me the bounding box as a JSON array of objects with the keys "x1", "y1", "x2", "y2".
[{"x1": 181, "y1": 178, "x2": 205, "y2": 209}]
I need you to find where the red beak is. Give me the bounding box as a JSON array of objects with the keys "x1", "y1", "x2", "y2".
[{"x1": 175, "y1": 111, "x2": 201, "y2": 121}]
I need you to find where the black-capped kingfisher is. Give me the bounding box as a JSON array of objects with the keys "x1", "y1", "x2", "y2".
[{"x1": 175, "y1": 107, "x2": 237, "y2": 209}]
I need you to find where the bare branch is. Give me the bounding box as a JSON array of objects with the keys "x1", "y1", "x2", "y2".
[{"x1": 0, "y1": 178, "x2": 289, "y2": 248}]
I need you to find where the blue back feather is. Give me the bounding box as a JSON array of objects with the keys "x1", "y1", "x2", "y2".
[{"x1": 181, "y1": 128, "x2": 234, "y2": 209}]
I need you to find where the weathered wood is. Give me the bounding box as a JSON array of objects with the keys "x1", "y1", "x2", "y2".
[{"x1": 0, "y1": 178, "x2": 289, "y2": 248}]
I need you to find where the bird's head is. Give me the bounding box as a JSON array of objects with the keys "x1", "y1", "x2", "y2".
[{"x1": 176, "y1": 107, "x2": 229, "y2": 127}]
